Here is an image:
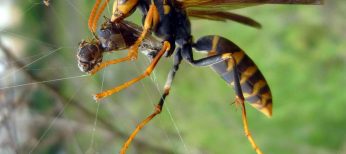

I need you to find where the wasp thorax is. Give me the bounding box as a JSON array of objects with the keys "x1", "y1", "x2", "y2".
[
  {"x1": 77, "y1": 40, "x2": 103, "y2": 72},
  {"x1": 98, "y1": 21, "x2": 127, "y2": 51}
]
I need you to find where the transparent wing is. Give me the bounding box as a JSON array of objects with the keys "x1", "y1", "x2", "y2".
[
  {"x1": 179, "y1": 0, "x2": 323, "y2": 10},
  {"x1": 187, "y1": 10, "x2": 262, "y2": 29}
]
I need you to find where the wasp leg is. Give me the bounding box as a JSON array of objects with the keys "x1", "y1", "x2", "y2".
[
  {"x1": 126, "y1": 4, "x2": 160, "y2": 60},
  {"x1": 120, "y1": 50, "x2": 182, "y2": 154},
  {"x1": 88, "y1": 0, "x2": 101, "y2": 32},
  {"x1": 89, "y1": 55, "x2": 132, "y2": 75},
  {"x1": 230, "y1": 57, "x2": 263, "y2": 154},
  {"x1": 88, "y1": 0, "x2": 110, "y2": 32},
  {"x1": 92, "y1": 0, "x2": 110, "y2": 32},
  {"x1": 93, "y1": 41, "x2": 170, "y2": 101},
  {"x1": 182, "y1": 43, "x2": 232, "y2": 67}
]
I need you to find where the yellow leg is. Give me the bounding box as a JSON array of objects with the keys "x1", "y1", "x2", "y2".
[
  {"x1": 128, "y1": 4, "x2": 159, "y2": 59},
  {"x1": 88, "y1": 0, "x2": 102, "y2": 32},
  {"x1": 92, "y1": 0, "x2": 110, "y2": 32},
  {"x1": 236, "y1": 97, "x2": 263, "y2": 154},
  {"x1": 93, "y1": 41, "x2": 170, "y2": 101},
  {"x1": 88, "y1": 56, "x2": 132, "y2": 75},
  {"x1": 226, "y1": 55, "x2": 263, "y2": 154},
  {"x1": 120, "y1": 104, "x2": 162, "y2": 154},
  {"x1": 119, "y1": 49, "x2": 182, "y2": 153},
  {"x1": 88, "y1": 0, "x2": 110, "y2": 33}
]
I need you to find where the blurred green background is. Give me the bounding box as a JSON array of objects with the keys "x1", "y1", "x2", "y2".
[{"x1": 0, "y1": 0, "x2": 345, "y2": 154}]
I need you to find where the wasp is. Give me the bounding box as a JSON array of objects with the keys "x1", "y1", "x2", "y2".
[
  {"x1": 78, "y1": 19, "x2": 263, "y2": 154},
  {"x1": 79, "y1": 0, "x2": 323, "y2": 153}
]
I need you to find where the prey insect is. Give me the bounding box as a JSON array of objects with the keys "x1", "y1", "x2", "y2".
[
  {"x1": 78, "y1": 19, "x2": 271, "y2": 154},
  {"x1": 77, "y1": 20, "x2": 162, "y2": 73},
  {"x1": 80, "y1": 0, "x2": 323, "y2": 153}
]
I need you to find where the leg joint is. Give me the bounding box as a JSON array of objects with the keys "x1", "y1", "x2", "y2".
[{"x1": 155, "y1": 105, "x2": 163, "y2": 114}]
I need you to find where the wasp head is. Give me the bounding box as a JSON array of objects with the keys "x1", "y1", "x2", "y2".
[{"x1": 77, "y1": 40, "x2": 103, "y2": 73}]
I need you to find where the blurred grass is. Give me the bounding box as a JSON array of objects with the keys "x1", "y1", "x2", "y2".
[{"x1": 2, "y1": 0, "x2": 345, "y2": 154}]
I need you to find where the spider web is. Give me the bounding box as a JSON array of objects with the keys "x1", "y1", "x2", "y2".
[
  {"x1": 0, "y1": 0, "x2": 194, "y2": 154},
  {"x1": 1, "y1": 1, "x2": 344, "y2": 154}
]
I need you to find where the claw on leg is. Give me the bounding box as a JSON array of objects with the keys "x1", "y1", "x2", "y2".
[
  {"x1": 120, "y1": 105, "x2": 162, "y2": 154},
  {"x1": 118, "y1": 48, "x2": 181, "y2": 154}
]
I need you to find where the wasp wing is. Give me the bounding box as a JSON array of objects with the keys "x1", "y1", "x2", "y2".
[
  {"x1": 182, "y1": 0, "x2": 322, "y2": 28},
  {"x1": 180, "y1": 0, "x2": 323, "y2": 10},
  {"x1": 187, "y1": 10, "x2": 261, "y2": 29}
]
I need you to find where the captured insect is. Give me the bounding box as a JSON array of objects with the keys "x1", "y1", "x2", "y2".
[
  {"x1": 78, "y1": 0, "x2": 323, "y2": 153},
  {"x1": 77, "y1": 20, "x2": 162, "y2": 73}
]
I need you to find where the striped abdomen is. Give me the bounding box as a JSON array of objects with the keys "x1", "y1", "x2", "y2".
[{"x1": 194, "y1": 35, "x2": 272, "y2": 117}]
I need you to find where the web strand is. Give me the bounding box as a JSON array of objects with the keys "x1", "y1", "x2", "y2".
[
  {"x1": 3, "y1": 0, "x2": 189, "y2": 153},
  {"x1": 0, "y1": 47, "x2": 62, "y2": 81},
  {"x1": 149, "y1": 71, "x2": 191, "y2": 154},
  {"x1": 28, "y1": 83, "x2": 85, "y2": 154},
  {"x1": 132, "y1": 62, "x2": 176, "y2": 149},
  {"x1": 138, "y1": 58, "x2": 191, "y2": 153},
  {"x1": 88, "y1": 69, "x2": 106, "y2": 152},
  {"x1": 0, "y1": 74, "x2": 89, "y2": 90},
  {"x1": 64, "y1": 0, "x2": 88, "y2": 21},
  {"x1": 1, "y1": 31, "x2": 60, "y2": 48}
]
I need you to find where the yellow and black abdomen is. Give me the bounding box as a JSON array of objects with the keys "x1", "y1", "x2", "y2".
[{"x1": 194, "y1": 35, "x2": 272, "y2": 117}]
